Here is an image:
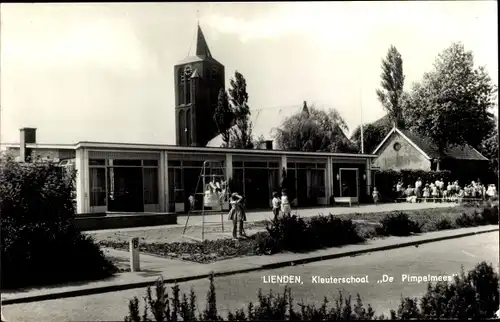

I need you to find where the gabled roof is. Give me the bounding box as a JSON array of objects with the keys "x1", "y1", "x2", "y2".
[
  {"x1": 373, "y1": 127, "x2": 488, "y2": 161},
  {"x1": 190, "y1": 69, "x2": 201, "y2": 79}
]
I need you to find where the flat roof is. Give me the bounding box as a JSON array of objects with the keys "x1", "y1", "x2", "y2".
[
  {"x1": 1, "y1": 143, "x2": 76, "y2": 150},
  {"x1": 2, "y1": 141, "x2": 378, "y2": 158},
  {"x1": 75, "y1": 141, "x2": 377, "y2": 158}
]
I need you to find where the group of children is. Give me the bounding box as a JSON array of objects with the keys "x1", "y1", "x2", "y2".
[
  {"x1": 227, "y1": 189, "x2": 293, "y2": 240},
  {"x1": 271, "y1": 189, "x2": 292, "y2": 219},
  {"x1": 392, "y1": 178, "x2": 498, "y2": 203}
]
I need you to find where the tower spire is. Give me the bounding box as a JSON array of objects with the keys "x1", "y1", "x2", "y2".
[{"x1": 195, "y1": 24, "x2": 212, "y2": 57}]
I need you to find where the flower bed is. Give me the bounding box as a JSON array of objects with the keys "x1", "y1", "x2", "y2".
[{"x1": 98, "y1": 204, "x2": 498, "y2": 264}]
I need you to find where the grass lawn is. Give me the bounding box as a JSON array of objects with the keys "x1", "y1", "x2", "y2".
[
  {"x1": 91, "y1": 204, "x2": 496, "y2": 264},
  {"x1": 90, "y1": 205, "x2": 472, "y2": 244}
]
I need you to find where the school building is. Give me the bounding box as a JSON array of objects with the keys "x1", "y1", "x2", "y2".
[{"x1": 2, "y1": 133, "x2": 376, "y2": 214}]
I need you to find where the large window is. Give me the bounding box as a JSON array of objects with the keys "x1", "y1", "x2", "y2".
[
  {"x1": 89, "y1": 167, "x2": 106, "y2": 207},
  {"x1": 286, "y1": 161, "x2": 327, "y2": 206},
  {"x1": 232, "y1": 160, "x2": 280, "y2": 209},
  {"x1": 310, "y1": 169, "x2": 326, "y2": 198},
  {"x1": 89, "y1": 158, "x2": 159, "y2": 212},
  {"x1": 143, "y1": 167, "x2": 159, "y2": 204},
  {"x1": 167, "y1": 159, "x2": 226, "y2": 212}
]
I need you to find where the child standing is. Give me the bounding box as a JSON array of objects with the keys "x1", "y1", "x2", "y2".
[
  {"x1": 271, "y1": 191, "x2": 281, "y2": 219},
  {"x1": 228, "y1": 192, "x2": 246, "y2": 239},
  {"x1": 431, "y1": 184, "x2": 439, "y2": 202},
  {"x1": 281, "y1": 189, "x2": 291, "y2": 216},
  {"x1": 372, "y1": 187, "x2": 380, "y2": 205},
  {"x1": 422, "y1": 184, "x2": 430, "y2": 202}
]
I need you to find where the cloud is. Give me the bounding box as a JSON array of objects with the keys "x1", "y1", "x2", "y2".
[
  {"x1": 1, "y1": 13, "x2": 148, "y2": 73},
  {"x1": 204, "y1": 1, "x2": 496, "y2": 50}
]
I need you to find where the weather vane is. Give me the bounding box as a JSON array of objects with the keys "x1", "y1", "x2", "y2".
[{"x1": 196, "y1": 5, "x2": 200, "y2": 25}]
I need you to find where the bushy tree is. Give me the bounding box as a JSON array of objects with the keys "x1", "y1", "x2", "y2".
[
  {"x1": 351, "y1": 122, "x2": 391, "y2": 154},
  {"x1": 406, "y1": 42, "x2": 497, "y2": 154},
  {"x1": 0, "y1": 154, "x2": 116, "y2": 288},
  {"x1": 479, "y1": 121, "x2": 499, "y2": 176},
  {"x1": 213, "y1": 89, "x2": 234, "y2": 147},
  {"x1": 228, "y1": 71, "x2": 254, "y2": 149},
  {"x1": 252, "y1": 134, "x2": 267, "y2": 149},
  {"x1": 376, "y1": 45, "x2": 407, "y2": 128},
  {"x1": 274, "y1": 101, "x2": 356, "y2": 153}
]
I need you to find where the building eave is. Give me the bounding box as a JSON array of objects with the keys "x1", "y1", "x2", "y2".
[
  {"x1": 75, "y1": 141, "x2": 378, "y2": 158},
  {"x1": 1, "y1": 143, "x2": 76, "y2": 150}
]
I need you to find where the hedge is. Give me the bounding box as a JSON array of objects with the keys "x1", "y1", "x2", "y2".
[
  {"x1": 124, "y1": 261, "x2": 499, "y2": 321},
  {"x1": 0, "y1": 154, "x2": 116, "y2": 289}
]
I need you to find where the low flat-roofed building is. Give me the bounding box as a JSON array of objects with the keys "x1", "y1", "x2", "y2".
[{"x1": 2, "y1": 132, "x2": 377, "y2": 215}]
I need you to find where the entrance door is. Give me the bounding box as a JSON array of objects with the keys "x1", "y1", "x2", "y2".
[
  {"x1": 108, "y1": 167, "x2": 144, "y2": 212},
  {"x1": 339, "y1": 168, "x2": 359, "y2": 198}
]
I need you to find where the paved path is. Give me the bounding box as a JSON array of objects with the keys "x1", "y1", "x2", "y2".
[
  {"x1": 88, "y1": 202, "x2": 458, "y2": 234},
  {"x1": 177, "y1": 202, "x2": 458, "y2": 226},
  {"x1": 2, "y1": 225, "x2": 496, "y2": 305},
  {"x1": 3, "y1": 231, "x2": 498, "y2": 322}
]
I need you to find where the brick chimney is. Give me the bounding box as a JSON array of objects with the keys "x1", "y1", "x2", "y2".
[{"x1": 20, "y1": 128, "x2": 36, "y2": 162}]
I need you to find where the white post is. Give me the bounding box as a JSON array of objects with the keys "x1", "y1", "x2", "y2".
[
  {"x1": 159, "y1": 151, "x2": 168, "y2": 212},
  {"x1": 366, "y1": 158, "x2": 372, "y2": 195},
  {"x1": 75, "y1": 148, "x2": 89, "y2": 214},
  {"x1": 129, "y1": 237, "x2": 140, "y2": 272},
  {"x1": 360, "y1": 78, "x2": 364, "y2": 154}
]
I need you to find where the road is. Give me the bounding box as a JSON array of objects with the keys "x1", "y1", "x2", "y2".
[{"x1": 3, "y1": 232, "x2": 498, "y2": 322}]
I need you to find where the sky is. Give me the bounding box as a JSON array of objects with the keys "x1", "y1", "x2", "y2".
[{"x1": 0, "y1": 1, "x2": 498, "y2": 145}]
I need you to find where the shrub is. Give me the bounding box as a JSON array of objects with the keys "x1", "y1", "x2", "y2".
[
  {"x1": 0, "y1": 155, "x2": 116, "y2": 289},
  {"x1": 417, "y1": 261, "x2": 499, "y2": 319},
  {"x1": 265, "y1": 214, "x2": 363, "y2": 252},
  {"x1": 254, "y1": 231, "x2": 280, "y2": 255},
  {"x1": 455, "y1": 212, "x2": 478, "y2": 227},
  {"x1": 434, "y1": 217, "x2": 454, "y2": 230},
  {"x1": 125, "y1": 262, "x2": 499, "y2": 321},
  {"x1": 376, "y1": 212, "x2": 423, "y2": 236},
  {"x1": 265, "y1": 214, "x2": 308, "y2": 252},
  {"x1": 481, "y1": 205, "x2": 499, "y2": 225}
]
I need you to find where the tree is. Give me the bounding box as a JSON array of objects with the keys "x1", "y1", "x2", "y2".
[
  {"x1": 274, "y1": 101, "x2": 356, "y2": 153},
  {"x1": 479, "y1": 120, "x2": 499, "y2": 177},
  {"x1": 351, "y1": 122, "x2": 391, "y2": 154},
  {"x1": 213, "y1": 89, "x2": 234, "y2": 147},
  {"x1": 0, "y1": 154, "x2": 116, "y2": 288},
  {"x1": 252, "y1": 135, "x2": 267, "y2": 149},
  {"x1": 228, "y1": 71, "x2": 254, "y2": 149},
  {"x1": 406, "y1": 42, "x2": 497, "y2": 154},
  {"x1": 375, "y1": 45, "x2": 407, "y2": 128}
]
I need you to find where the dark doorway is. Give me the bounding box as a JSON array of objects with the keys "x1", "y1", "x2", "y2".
[
  {"x1": 285, "y1": 169, "x2": 297, "y2": 206},
  {"x1": 296, "y1": 169, "x2": 311, "y2": 206},
  {"x1": 244, "y1": 168, "x2": 270, "y2": 209},
  {"x1": 340, "y1": 169, "x2": 358, "y2": 198},
  {"x1": 108, "y1": 167, "x2": 144, "y2": 212},
  {"x1": 183, "y1": 167, "x2": 202, "y2": 212}
]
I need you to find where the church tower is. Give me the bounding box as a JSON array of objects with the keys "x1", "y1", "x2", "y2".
[{"x1": 174, "y1": 25, "x2": 225, "y2": 147}]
